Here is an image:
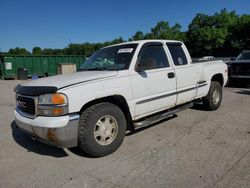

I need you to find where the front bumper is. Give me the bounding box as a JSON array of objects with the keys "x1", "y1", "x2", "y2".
[{"x1": 14, "y1": 110, "x2": 79, "y2": 148}]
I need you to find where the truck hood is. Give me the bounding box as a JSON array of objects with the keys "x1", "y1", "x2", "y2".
[{"x1": 22, "y1": 71, "x2": 119, "y2": 89}]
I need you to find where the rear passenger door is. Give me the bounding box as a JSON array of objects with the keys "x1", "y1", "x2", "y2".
[
  {"x1": 131, "y1": 42, "x2": 177, "y2": 119},
  {"x1": 166, "y1": 43, "x2": 197, "y2": 105}
]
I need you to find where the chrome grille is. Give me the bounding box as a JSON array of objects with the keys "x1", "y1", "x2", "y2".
[{"x1": 17, "y1": 95, "x2": 36, "y2": 115}]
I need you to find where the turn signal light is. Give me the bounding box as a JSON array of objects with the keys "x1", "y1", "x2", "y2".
[{"x1": 52, "y1": 94, "x2": 66, "y2": 104}]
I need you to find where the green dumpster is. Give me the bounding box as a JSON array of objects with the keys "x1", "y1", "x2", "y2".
[{"x1": 0, "y1": 55, "x2": 85, "y2": 79}]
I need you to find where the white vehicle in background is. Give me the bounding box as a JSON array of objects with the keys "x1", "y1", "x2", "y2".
[
  {"x1": 198, "y1": 56, "x2": 215, "y2": 61},
  {"x1": 14, "y1": 40, "x2": 228, "y2": 157}
]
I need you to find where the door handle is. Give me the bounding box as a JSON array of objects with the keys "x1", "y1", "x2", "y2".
[{"x1": 168, "y1": 72, "x2": 175, "y2": 79}]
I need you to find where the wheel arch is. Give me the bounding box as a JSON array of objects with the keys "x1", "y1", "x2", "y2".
[
  {"x1": 79, "y1": 95, "x2": 134, "y2": 131},
  {"x1": 211, "y1": 73, "x2": 224, "y2": 86}
]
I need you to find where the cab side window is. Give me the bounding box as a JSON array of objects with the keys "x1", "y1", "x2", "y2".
[
  {"x1": 137, "y1": 45, "x2": 169, "y2": 71},
  {"x1": 167, "y1": 44, "x2": 187, "y2": 66}
]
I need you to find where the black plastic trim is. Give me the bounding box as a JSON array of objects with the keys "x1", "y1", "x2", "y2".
[
  {"x1": 178, "y1": 86, "x2": 197, "y2": 94},
  {"x1": 136, "y1": 92, "x2": 177, "y2": 105},
  {"x1": 198, "y1": 83, "x2": 208, "y2": 88},
  {"x1": 14, "y1": 85, "x2": 58, "y2": 96},
  {"x1": 136, "y1": 82, "x2": 208, "y2": 105},
  {"x1": 197, "y1": 80, "x2": 206, "y2": 84},
  {"x1": 166, "y1": 42, "x2": 182, "y2": 46}
]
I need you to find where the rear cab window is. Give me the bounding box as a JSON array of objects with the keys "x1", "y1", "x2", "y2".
[{"x1": 167, "y1": 43, "x2": 188, "y2": 66}]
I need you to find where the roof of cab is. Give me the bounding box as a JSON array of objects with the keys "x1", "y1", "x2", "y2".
[{"x1": 103, "y1": 39, "x2": 183, "y2": 48}]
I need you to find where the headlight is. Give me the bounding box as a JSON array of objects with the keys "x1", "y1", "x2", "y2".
[
  {"x1": 38, "y1": 93, "x2": 68, "y2": 105},
  {"x1": 38, "y1": 93, "x2": 68, "y2": 116}
]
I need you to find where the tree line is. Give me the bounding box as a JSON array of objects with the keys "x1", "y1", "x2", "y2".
[{"x1": 5, "y1": 9, "x2": 250, "y2": 57}]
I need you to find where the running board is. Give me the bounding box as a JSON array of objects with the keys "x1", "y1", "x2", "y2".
[{"x1": 133, "y1": 102, "x2": 193, "y2": 129}]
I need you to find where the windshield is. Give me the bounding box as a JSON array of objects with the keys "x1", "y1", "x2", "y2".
[
  {"x1": 236, "y1": 51, "x2": 250, "y2": 61},
  {"x1": 80, "y1": 43, "x2": 138, "y2": 71}
]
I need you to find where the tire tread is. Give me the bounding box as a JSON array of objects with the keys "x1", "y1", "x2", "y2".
[
  {"x1": 203, "y1": 81, "x2": 222, "y2": 111},
  {"x1": 78, "y1": 102, "x2": 126, "y2": 157}
]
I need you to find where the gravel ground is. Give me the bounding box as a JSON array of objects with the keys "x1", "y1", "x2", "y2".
[{"x1": 0, "y1": 80, "x2": 249, "y2": 188}]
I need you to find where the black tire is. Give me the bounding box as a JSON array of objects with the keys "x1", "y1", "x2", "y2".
[
  {"x1": 78, "y1": 102, "x2": 126, "y2": 157},
  {"x1": 202, "y1": 81, "x2": 222, "y2": 111}
]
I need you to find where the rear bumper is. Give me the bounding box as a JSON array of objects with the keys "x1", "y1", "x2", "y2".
[{"x1": 14, "y1": 110, "x2": 79, "y2": 148}]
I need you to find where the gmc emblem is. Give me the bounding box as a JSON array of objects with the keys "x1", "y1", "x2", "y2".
[{"x1": 18, "y1": 101, "x2": 27, "y2": 109}]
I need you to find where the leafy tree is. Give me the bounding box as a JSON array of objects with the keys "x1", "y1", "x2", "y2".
[
  {"x1": 41, "y1": 48, "x2": 54, "y2": 55},
  {"x1": 111, "y1": 37, "x2": 124, "y2": 44},
  {"x1": 144, "y1": 32, "x2": 154, "y2": 39},
  {"x1": 83, "y1": 42, "x2": 95, "y2": 57},
  {"x1": 65, "y1": 43, "x2": 83, "y2": 55},
  {"x1": 32, "y1": 47, "x2": 42, "y2": 55},
  {"x1": 8, "y1": 47, "x2": 30, "y2": 55},
  {"x1": 229, "y1": 14, "x2": 250, "y2": 54},
  {"x1": 151, "y1": 21, "x2": 172, "y2": 39},
  {"x1": 128, "y1": 22, "x2": 185, "y2": 42},
  {"x1": 187, "y1": 9, "x2": 238, "y2": 56},
  {"x1": 52, "y1": 49, "x2": 64, "y2": 55},
  {"x1": 150, "y1": 21, "x2": 185, "y2": 41},
  {"x1": 6, "y1": 9, "x2": 250, "y2": 57},
  {"x1": 130, "y1": 31, "x2": 144, "y2": 41}
]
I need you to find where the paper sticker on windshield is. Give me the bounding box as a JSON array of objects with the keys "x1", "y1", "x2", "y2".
[{"x1": 118, "y1": 48, "x2": 133, "y2": 53}]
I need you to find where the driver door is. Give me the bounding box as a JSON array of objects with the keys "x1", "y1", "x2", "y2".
[{"x1": 131, "y1": 42, "x2": 177, "y2": 119}]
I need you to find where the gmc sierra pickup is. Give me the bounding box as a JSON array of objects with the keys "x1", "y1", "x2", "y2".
[{"x1": 14, "y1": 40, "x2": 228, "y2": 157}]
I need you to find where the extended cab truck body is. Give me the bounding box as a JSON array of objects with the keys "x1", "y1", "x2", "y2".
[{"x1": 14, "y1": 40, "x2": 228, "y2": 157}]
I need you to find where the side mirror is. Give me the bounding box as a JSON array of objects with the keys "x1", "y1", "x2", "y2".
[
  {"x1": 135, "y1": 61, "x2": 146, "y2": 72},
  {"x1": 231, "y1": 57, "x2": 236, "y2": 61}
]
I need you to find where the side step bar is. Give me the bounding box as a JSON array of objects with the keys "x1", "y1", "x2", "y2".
[{"x1": 133, "y1": 102, "x2": 193, "y2": 129}]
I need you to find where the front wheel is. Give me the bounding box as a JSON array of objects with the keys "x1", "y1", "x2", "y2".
[
  {"x1": 78, "y1": 102, "x2": 126, "y2": 157},
  {"x1": 202, "y1": 81, "x2": 222, "y2": 111}
]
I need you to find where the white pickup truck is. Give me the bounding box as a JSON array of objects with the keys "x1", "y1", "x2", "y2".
[{"x1": 14, "y1": 40, "x2": 228, "y2": 157}]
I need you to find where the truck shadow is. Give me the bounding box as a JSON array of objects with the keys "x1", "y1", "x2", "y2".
[
  {"x1": 226, "y1": 82, "x2": 250, "y2": 89},
  {"x1": 190, "y1": 104, "x2": 209, "y2": 111},
  {"x1": 235, "y1": 89, "x2": 250, "y2": 95},
  {"x1": 10, "y1": 121, "x2": 69, "y2": 158},
  {"x1": 67, "y1": 147, "x2": 93, "y2": 158}
]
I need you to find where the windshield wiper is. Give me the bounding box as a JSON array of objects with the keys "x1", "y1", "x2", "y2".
[{"x1": 88, "y1": 67, "x2": 108, "y2": 71}]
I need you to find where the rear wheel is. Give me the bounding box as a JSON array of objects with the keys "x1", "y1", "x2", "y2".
[
  {"x1": 78, "y1": 102, "x2": 126, "y2": 157},
  {"x1": 202, "y1": 81, "x2": 222, "y2": 110}
]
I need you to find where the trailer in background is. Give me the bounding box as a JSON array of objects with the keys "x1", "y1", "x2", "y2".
[{"x1": 0, "y1": 55, "x2": 85, "y2": 79}]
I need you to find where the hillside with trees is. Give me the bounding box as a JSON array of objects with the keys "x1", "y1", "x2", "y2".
[{"x1": 5, "y1": 9, "x2": 250, "y2": 57}]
